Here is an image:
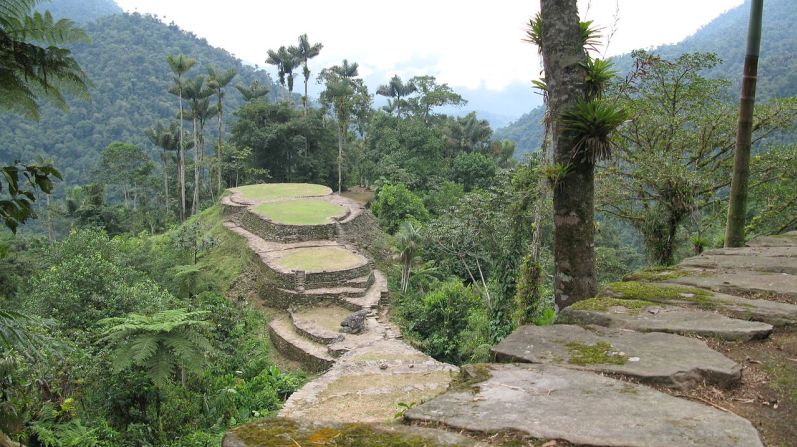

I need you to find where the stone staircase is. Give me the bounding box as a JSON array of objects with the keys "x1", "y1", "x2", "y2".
[{"x1": 221, "y1": 184, "x2": 456, "y2": 425}]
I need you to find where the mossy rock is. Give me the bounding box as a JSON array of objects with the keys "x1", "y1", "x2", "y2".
[
  {"x1": 603, "y1": 281, "x2": 716, "y2": 310},
  {"x1": 566, "y1": 341, "x2": 627, "y2": 366},
  {"x1": 223, "y1": 417, "x2": 478, "y2": 447},
  {"x1": 568, "y1": 297, "x2": 655, "y2": 314},
  {"x1": 622, "y1": 266, "x2": 696, "y2": 282}
]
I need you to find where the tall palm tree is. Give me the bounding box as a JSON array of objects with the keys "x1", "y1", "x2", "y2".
[
  {"x1": 166, "y1": 54, "x2": 196, "y2": 222},
  {"x1": 145, "y1": 121, "x2": 181, "y2": 213},
  {"x1": 0, "y1": 0, "x2": 91, "y2": 120},
  {"x1": 207, "y1": 66, "x2": 237, "y2": 193},
  {"x1": 294, "y1": 34, "x2": 323, "y2": 115},
  {"x1": 726, "y1": 0, "x2": 764, "y2": 247},
  {"x1": 236, "y1": 80, "x2": 270, "y2": 102},
  {"x1": 376, "y1": 75, "x2": 416, "y2": 117},
  {"x1": 181, "y1": 76, "x2": 213, "y2": 215},
  {"x1": 266, "y1": 46, "x2": 298, "y2": 104}
]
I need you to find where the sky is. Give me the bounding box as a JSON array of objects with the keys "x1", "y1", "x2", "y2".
[{"x1": 114, "y1": 0, "x2": 745, "y2": 122}]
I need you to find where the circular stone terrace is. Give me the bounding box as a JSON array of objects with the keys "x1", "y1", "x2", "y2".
[
  {"x1": 252, "y1": 199, "x2": 348, "y2": 225},
  {"x1": 231, "y1": 183, "x2": 332, "y2": 204},
  {"x1": 270, "y1": 246, "x2": 368, "y2": 273}
]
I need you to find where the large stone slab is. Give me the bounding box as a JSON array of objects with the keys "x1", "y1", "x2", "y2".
[
  {"x1": 681, "y1": 253, "x2": 797, "y2": 274},
  {"x1": 492, "y1": 325, "x2": 740, "y2": 389},
  {"x1": 746, "y1": 231, "x2": 797, "y2": 247},
  {"x1": 558, "y1": 303, "x2": 773, "y2": 341},
  {"x1": 666, "y1": 270, "x2": 797, "y2": 300},
  {"x1": 223, "y1": 418, "x2": 481, "y2": 447},
  {"x1": 280, "y1": 339, "x2": 457, "y2": 423},
  {"x1": 405, "y1": 364, "x2": 764, "y2": 447}
]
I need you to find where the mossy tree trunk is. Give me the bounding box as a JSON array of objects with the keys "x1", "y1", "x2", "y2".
[{"x1": 540, "y1": 0, "x2": 595, "y2": 309}]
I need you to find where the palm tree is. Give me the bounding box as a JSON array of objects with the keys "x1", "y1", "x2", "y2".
[
  {"x1": 376, "y1": 75, "x2": 416, "y2": 117},
  {"x1": 0, "y1": 0, "x2": 91, "y2": 120},
  {"x1": 166, "y1": 54, "x2": 196, "y2": 222},
  {"x1": 181, "y1": 76, "x2": 214, "y2": 215},
  {"x1": 207, "y1": 66, "x2": 237, "y2": 192},
  {"x1": 396, "y1": 221, "x2": 421, "y2": 293},
  {"x1": 236, "y1": 80, "x2": 270, "y2": 102},
  {"x1": 266, "y1": 46, "x2": 298, "y2": 103},
  {"x1": 188, "y1": 97, "x2": 218, "y2": 202},
  {"x1": 294, "y1": 34, "x2": 323, "y2": 115},
  {"x1": 726, "y1": 0, "x2": 764, "y2": 247},
  {"x1": 145, "y1": 121, "x2": 181, "y2": 213}
]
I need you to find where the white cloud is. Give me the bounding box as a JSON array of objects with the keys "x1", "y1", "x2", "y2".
[{"x1": 115, "y1": 0, "x2": 744, "y2": 92}]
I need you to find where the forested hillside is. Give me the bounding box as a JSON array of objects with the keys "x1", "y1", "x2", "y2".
[
  {"x1": 0, "y1": 4, "x2": 282, "y2": 185},
  {"x1": 496, "y1": 0, "x2": 797, "y2": 156},
  {"x1": 37, "y1": 0, "x2": 121, "y2": 23}
]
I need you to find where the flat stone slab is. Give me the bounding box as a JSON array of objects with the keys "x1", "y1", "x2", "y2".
[
  {"x1": 558, "y1": 304, "x2": 773, "y2": 341},
  {"x1": 405, "y1": 364, "x2": 764, "y2": 447},
  {"x1": 280, "y1": 339, "x2": 457, "y2": 424},
  {"x1": 223, "y1": 417, "x2": 482, "y2": 447},
  {"x1": 681, "y1": 253, "x2": 797, "y2": 274},
  {"x1": 746, "y1": 231, "x2": 797, "y2": 247},
  {"x1": 666, "y1": 270, "x2": 797, "y2": 300},
  {"x1": 701, "y1": 246, "x2": 797, "y2": 258},
  {"x1": 492, "y1": 325, "x2": 740, "y2": 389}
]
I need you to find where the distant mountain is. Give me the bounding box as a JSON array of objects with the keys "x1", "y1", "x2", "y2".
[
  {"x1": 38, "y1": 0, "x2": 122, "y2": 23},
  {"x1": 496, "y1": 0, "x2": 797, "y2": 157},
  {"x1": 1, "y1": 0, "x2": 282, "y2": 185}
]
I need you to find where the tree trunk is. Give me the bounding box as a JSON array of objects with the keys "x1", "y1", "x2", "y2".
[
  {"x1": 192, "y1": 116, "x2": 199, "y2": 216},
  {"x1": 217, "y1": 100, "x2": 224, "y2": 193},
  {"x1": 337, "y1": 124, "x2": 344, "y2": 194},
  {"x1": 162, "y1": 154, "x2": 169, "y2": 213},
  {"x1": 178, "y1": 90, "x2": 186, "y2": 222},
  {"x1": 45, "y1": 193, "x2": 53, "y2": 246},
  {"x1": 725, "y1": 0, "x2": 763, "y2": 247},
  {"x1": 540, "y1": 0, "x2": 595, "y2": 309},
  {"x1": 303, "y1": 68, "x2": 309, "y2": 115}
]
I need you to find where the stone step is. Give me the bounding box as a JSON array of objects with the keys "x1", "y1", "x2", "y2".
[
  {"x1": 404, "y1": 364, "x2": 763, "y2": 447},
  {"x1": 665, "y1": 270, "x2": 797, "y2": 301},
  {"x1": 557, "y1": 299, "x2": 773, "y2": 341},
  {"x1": 492, "y1": 324, "x2": 741, "y2": 390},
  {"x1": 280, "y1": 339, "x2": 457, "y2": 424},
  {"x1": 342, "y1": 270, "x2": 388, "y2": 310},
  {"x1": 681, "y1": 252, "x2": 797, "y2": 275},
  {"x1": 606, "y1": 281, "x2": 797, "y2": 327},
  {"x1": 267, "y1": 316, "x2": 334, "y2": 373},
  {"x1": 345, "y1": 274, "x2": 375, "y2": 290}
]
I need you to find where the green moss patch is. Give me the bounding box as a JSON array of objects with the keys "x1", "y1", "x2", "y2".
[
  {"x1": 605, "y1": 281, "x2": 716, "y2": 309},
  {"x1": 623, "y1": 266, "x2": 693, "y2": 282},
  {"x1": 233, "y1": 183, "x2": 331, "y2": 201},
  {"x1": 569, "y1": 297, "x2": 654, "y2": 314},
  {"x1": 273, "y1": 246, "x2": 366, "y2": 272},
  {"x1": 231, "y1": 417, "x2": 457, "y2": 447},
  {"x1": 566, "y1": 341, "x2": 628, "y2": 366},
  {"x1": 252, "y1": 199, "x2": 347, "y2": 225}
]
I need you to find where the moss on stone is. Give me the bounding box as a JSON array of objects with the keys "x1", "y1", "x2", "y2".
[
  {"x1": 569, "y1": 297, "x2": 654, "y2": 314},
  {"x1": 622, "y1": 266, "x2": 693, "y2": 282},
  {"x1": 450, "y1": 364, "x2": 493, "y2": 394},
  {"x1": 605, "y1": 281, "x2": 716, "y2": 309},
  {"x1": 566, "y1": 341, "x2": 628, "y2": 366},
  {"x1": 230, "y1": 417, "x2": 459, "y2": 446}
]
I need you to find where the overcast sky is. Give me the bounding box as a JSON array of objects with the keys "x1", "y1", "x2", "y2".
[{"x1": 114, "y1": 0, "x2": 743, "y2": 92}]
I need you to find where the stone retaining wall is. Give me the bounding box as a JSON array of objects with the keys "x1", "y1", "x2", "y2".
[{"x1": 240, "y1": 209, "x2": 338, "y2": 243}]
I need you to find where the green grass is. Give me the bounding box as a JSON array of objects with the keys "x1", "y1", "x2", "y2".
[
  {"x1": 605, "y1": 281, "x2": 716, "y2": 309},
  {"x1": 569, "y1": 297, "x2": 655, "y2": 314},
  {"x1": 252, "y1": 199, "x2": 346, "y2": 225},
  {"x1": 273, "y1": 246, "x2": 365, "y2": 272},
  {"x1": 232, "y1": 183, "x2": 331, "y2": 201},
  {"x1": 195, "y1": 205, "x2": 251, "y2": 292}
]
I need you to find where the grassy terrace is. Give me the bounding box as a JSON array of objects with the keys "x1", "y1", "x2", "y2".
[
  {"x1": 232, "y1": 183, "x2": 332, "y2": 201},
  {"x1": 273, "y1": 246, "x2": 365, "y2": 272},
  {"x1": 252, "y1": 199, "x2": 346, "y2": 225}
]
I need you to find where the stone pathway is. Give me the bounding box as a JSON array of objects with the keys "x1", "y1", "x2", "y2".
[{"x1": 223, "y1": 186, "x2": 796, "y2": 446}]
